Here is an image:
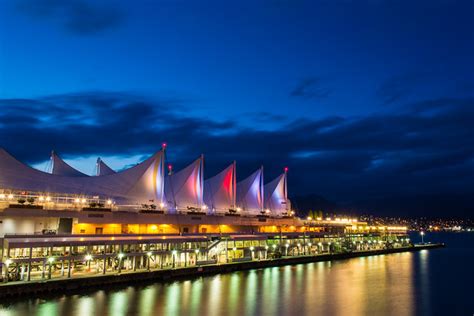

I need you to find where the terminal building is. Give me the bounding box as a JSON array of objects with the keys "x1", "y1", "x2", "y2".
[{"x1": 0, "y1": 146, "x2": 408, "y2": 282}]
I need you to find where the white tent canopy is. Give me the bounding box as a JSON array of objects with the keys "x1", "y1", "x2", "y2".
[
  {"x1": 264, "y1": 172, "x2": 289, "y2": 215},
  {"x1": 96, "y1": 158, "x2": 116, "y2": 176},
  {"x1": 50, "y1": 151, "x2": 88, "y2": 177},
  {"x1": 236, "y1": 167, "x2": 263, "y2": 215},
  {"x1": 164, "y1": 156, "x2": 204, "y2": 211},
  {"x1": 204, "y1": 162, "x2": 236, "y2": 213},
  {"x1": 0, "y1": 148, "x2": 165, "y2": 204}
]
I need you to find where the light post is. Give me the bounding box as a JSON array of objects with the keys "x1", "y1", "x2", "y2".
[
  {"x1": 172, "y1": 250, "x2": 177, "y2": 268},
  {"x1": 194, "y1": 249, "x2": 199, "y2": 265},
  {"x1": 285, "y1": 244, "x2": 289, "y2": 256},
  {"x1": 48, "y1": 257, "x2": 55, "y2": 279},
  {"x1": 250, "y1": 246, "x2": 254, "y2": 260},
  {"x1": 147, "y1": 251, "x2": 152, "y2": 270},
  {"x1": 85, "y1": 254, "x2": 92, "y2": 272},
  {"x1": 117, "y1": 253, "x2": 124, "y2": 273},
  {"x1": 420, "y1": 231, "x2": 425, "y2": 244},
  {"x1": 4, "y1": 259, "x2": 12, "y2": 283}
]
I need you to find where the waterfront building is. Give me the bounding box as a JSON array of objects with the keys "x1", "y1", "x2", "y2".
[{"x1": 0, "y1": 147, "x2": 408, "y2": 283}]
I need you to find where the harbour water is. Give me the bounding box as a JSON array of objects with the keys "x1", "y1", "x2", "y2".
[{"x1": 0, "y1": 232, "x2": 472, "y2": 316}]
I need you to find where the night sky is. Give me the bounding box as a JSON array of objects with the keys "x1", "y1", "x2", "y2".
[{"x1": 1, "y1": 0, "x2": 473, "y2": 217}]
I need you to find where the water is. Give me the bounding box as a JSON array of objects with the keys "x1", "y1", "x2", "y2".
[{"x1": 0, "y1": 232, "x2": 473, "y2": 316}]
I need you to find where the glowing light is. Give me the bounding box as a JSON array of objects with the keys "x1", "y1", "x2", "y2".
[
  {"x1": 80, "y1": 237, "x2": 85, "y2": 241},
  {"x1": 159, "y1": 202, "x2": 165, "y2": 209},
  {"x1": 5, "y1": 259, "x2": 12, "y2": 266},
  {"x1": 74, "y1": 198, "x2": 80, "y2": 203},
  {"x1": 81, "y1": 198, "x2": 86, "y2": 203},
  {"x1": 250, "y1": 246, "x2": 254, "y2": 251},
  {"x1": 147, "y1": 252, "x2": 153, "y2": 257},
  {"x1": 45, "y1": 196, "x2": 51, "y2": 202},
  {"x1": 172, "y1": 250, "x2": 177, "y2": 255},
  {"x1": 420, "y1": 231, "x2": 425, "y2": 236},
  {"x1": 39, "y1": 196, "x2": 45, "y2": 201},
  {"x1": 284, "y1": 167, "x2": 289, "y2": 172},
  {"x1": 307, "y1": 216, "x2": 312, "y2": 221},
  {"x1": 7, "y1": 194, "x2": 13, "y2": 200},
  {"x1": 308, "y1": 242, "x2": 312, "y2": 246},
  {"x1": 162, "y1": 142, "x2": 167, "y2": 148},
  {"x1": 265, "y1": 209, "x2": 270, "y2": 214},
  {"x1": 106, "y1": 199, "x2": 112, "y2": 205},
  {"x1": 265, "y1": 245, "x2": 269, "y2": 250},
  {"x1": 0, "y1": 194, "x2": 5, "y2": 199},
  {"x1": 118, "y1": 253, "x2": 125, "y2": 259},
  {"x1": 48, "y1": 257, "x2": 55, "y2": 264},
  {"x1": 272, "y1": 244, "x2": 277, "y2": 249},
  {"x1": 285, "y1": 244, "x2": 289, "y2": 248},
  {"x1": 168, "y1": 164, "x2": 173, "y2": 170},
  {"x1": 194, "y1": 249, "x2": 199, "y2": 254},
  {"x1": 85, "y1": 254, "x2": 92, "y2": 261},
  {"x1": 236, "y1": 207, "x2": 241, "y2": 212},
  {"x1": 201, "y1": 205, "x2": 208, "y2": 211},
  {"x1": 233, "y1": 247, "x2": 237, "y2": 251}
]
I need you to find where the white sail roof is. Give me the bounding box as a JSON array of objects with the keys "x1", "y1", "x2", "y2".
[
  {"x1": 164, "y1": 156, "x2": 203, "y2": 211},
  {"x1": 264, "y1": 172, "x2": 289, "y2": 215},
  {"x1": 96, "y1": 158, "x2": 116, "y2": 176},
  {"x1": 0, "y1": 148, "x2": 165, "y2": 204},
  {"x1": 204, "y1": 162, "x2": 236, "y2": 213},
  {"x1": 50, "y1": 151, "x2": 88, "y2": 177},
  {"x1": 236, "y1": 167, "x2": 263, "y2": 214}
]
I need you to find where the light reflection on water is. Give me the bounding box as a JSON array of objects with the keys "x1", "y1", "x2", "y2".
[{"x1": 1, "y1": 233, "x2": 473, "y2": 316}]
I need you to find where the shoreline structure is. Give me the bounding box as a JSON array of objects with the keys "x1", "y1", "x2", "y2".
[{"x1": 0, "y1": 243, "x2": 443, "y2": 298}]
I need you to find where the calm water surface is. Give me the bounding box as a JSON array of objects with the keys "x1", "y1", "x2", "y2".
[{"x1": 0, "y1": 232, "x2": 473, "y2": 316}]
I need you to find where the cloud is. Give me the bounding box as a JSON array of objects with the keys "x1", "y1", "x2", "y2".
[
  {"x1": 16, "y1": 0, "x2": 125, "y2": 35},
  {"x1": 1, "y1": 91, "x2": 473, "y2": 217},
  {"x1": 290, "y1": 77, "x2": 331, "y2": 100}
]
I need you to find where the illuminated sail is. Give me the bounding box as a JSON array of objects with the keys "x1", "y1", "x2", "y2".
[
  {"x1": 236, "y1": 167, "x2": 263, "y2": 214},
  {"x1": 50, "y1": 151, "x2": 88, "y2": 177},
  {"x1": 96, "y1": 158, "x2": 116, "y2": 176},
  {"x1": 264, "y1": 172, "x2": 289, "y2": 215},
  {"x1": 165, "y1": 156, "x2": 204, "y2": 211},
  {"x1": 204, "y1": 162, "x2": 236, "y2": 213}
]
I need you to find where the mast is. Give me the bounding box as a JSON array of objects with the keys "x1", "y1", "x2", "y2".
[
  {"x1": 260, "y1": 165, "x2": 264, "y2": 212},
  {"x1": 232, "y1": 160, "x2": 237, "y2": 209}
]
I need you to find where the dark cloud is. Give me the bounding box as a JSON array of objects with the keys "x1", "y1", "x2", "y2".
[
  {"x1": 16, "y1": 0, "x2": 124, "y2": 35},
  {"x1": 1, "y1": 91, "x2": 473, "y2": 217},
  {"x1": 290, "y1": 77, "x2": 331, "y2": 100}
]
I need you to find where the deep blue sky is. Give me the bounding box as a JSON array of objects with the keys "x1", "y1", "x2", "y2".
[{"x1": 1, "y1": 0, "x2": 473, "y2": 217}]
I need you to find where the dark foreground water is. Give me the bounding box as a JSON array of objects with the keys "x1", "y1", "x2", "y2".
[{"x1": 0, "y1": 232, "x2": 473, "y2": 316}]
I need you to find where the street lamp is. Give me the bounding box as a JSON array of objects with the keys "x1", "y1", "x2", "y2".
[{"x1": 420, "y1": 231, "x2": 425, "y2": 244}]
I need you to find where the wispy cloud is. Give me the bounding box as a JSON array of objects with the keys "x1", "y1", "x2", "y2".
[
  {"x1": 290, "y1": 77, "x2": 331, "y2": 100},
  {"x1": 16, "y1": 0, "x2": 125, "y2": 35}
]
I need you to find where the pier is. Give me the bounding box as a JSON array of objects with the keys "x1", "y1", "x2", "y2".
[{"x1": 0, "y1": 231, "x2": 443, "y2": 298}]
